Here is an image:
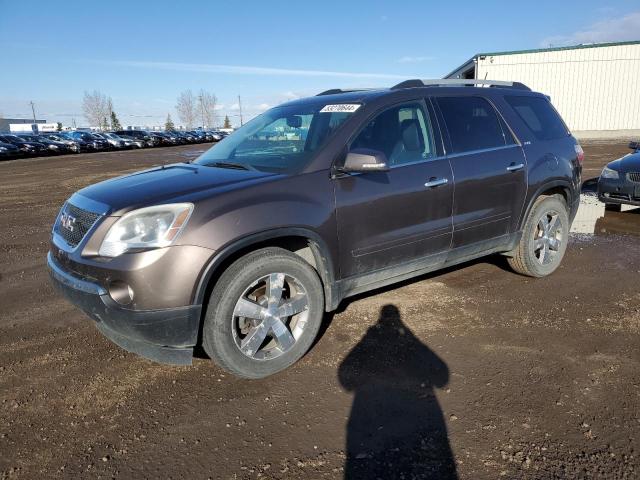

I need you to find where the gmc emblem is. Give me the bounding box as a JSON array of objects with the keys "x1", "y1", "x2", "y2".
[{"x1": 60, "y1": 212, "x2": 77, "y2": 232}]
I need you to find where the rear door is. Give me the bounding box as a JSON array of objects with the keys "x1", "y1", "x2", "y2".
[
  {"x1": 334, "y1": 100, "x2": 453, "y2": 278},
  {"x1": 434, "y1": 95, "x2": 527, "y2": 249}
]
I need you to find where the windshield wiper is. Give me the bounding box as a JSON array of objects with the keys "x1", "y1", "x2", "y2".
[{"x1": 205, "y1": 161, "x2": 250, "y2": 171}]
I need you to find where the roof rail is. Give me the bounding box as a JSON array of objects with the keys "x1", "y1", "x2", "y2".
[
  {"x1": 316, "y1": 88, "x2": 377, "y2": 96},
  {"x1": 391, "y1": 79, "x2": 531, "y2": 91}
]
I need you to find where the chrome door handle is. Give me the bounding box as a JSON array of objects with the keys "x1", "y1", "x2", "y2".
[
  {"x1": 424, "y1": 178, "x2": 448, "y2": 188},
  {"x1": 507, "y1": 163, "x2": 525, "y2": 172}
]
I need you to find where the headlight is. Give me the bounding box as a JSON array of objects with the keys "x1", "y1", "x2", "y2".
[
  {"x1": 98, "y1": 203, "x2": 194, "y2": 257},
  {"x1": 601, "y1": 166, "x2": 619, "y2": 179}
]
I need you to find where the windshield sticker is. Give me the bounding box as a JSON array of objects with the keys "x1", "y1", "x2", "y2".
[{"x1": 320, "y1": 104, "x2": 361, "y2": 113}]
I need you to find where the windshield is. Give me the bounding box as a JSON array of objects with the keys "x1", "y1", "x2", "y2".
[{"x1": 194, "y1": 102, "x2": 358, "y2": 173}]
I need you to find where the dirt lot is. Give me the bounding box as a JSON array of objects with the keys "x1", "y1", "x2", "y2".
[{"x1": 1, "y1": 142, "x2": 639, "y2": 479}]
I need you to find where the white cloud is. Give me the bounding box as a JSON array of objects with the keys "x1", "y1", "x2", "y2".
[
  {"x1": 541, "y1": 11, "x2": 640, "y2": 47},
  {"x1": 256, "y1": 103, "x2": 270, "y2": 111},
  {"x1": 99, "y1": 60, "x2": 410, "y2": 80},
  {"x1": 397, "y1": 55, "x2": 435, "y2": 64}
]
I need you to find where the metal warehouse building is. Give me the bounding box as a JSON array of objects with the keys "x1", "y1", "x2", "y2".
[{"x1": 445, "y1": 40, "x2": 640, "y2": 138}]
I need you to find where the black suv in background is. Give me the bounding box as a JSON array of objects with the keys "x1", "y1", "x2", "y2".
[{"x1": 48, "y1": 79, "x2": 582, "y2": 378}]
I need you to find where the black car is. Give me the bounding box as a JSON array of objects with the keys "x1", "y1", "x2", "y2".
[
  {"x1": 67, "y1": 131, "x2": 110, "y2": 151},
  {"x1": 41, "y1": 134, "x2": 82, "y2": 153},
  {"x1": 163, "y1": 131, "x2": 185, "y2": 144},
  {"x1": 172, "y1": 131, "x2": 192, "y2": 143},
  {"x1": 51, "y1": 132, "x2": 94, "y2": 152},
  {"x1": 0, "y1": 134, "x2": 48, "y2": 156},
  {"x1": 117, "y1": 135, "x2": 146, "y2": 149},
  {"x1": 48, "y1": 78, "x2": 582, "y2": 378},
  {"x1": 598, "y1": 141, "x2": 640, "y2": 211},
  {"x1": 114, "y1": 130, "x2": 158, "y2": 147},
  {"x1": 150, "y1": 132, "x2": 175, "y2": 146},
  {"x1": 0, "y1": 141, "x2": 21, "y2": 159},
  {"x1": 18, "y1": 134, "x2": 72, "y2": 154}
]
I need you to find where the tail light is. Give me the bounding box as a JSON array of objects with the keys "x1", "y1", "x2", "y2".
[{"x1": 574, "y1": 144, "x2": 584, "y2": 165}]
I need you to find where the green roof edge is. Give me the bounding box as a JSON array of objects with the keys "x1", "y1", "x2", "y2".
[
  {"x1": 445, "y1": 40, "x2": 640, "y2": 78},
  {"x1": 477, "y1": 39, "x2": 640, "y2": 58}
]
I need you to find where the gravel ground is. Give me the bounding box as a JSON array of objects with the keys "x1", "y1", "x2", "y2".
[{"x1": 0, "y1": 141, "x2": 639, "y2": 479}]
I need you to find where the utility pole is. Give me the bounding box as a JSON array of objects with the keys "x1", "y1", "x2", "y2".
[
  {"x1": 29, "y1": 101, "x2": 37, "y2": 123},
  {"x1": 238, "y1": 95, "x2": 243, "y2": 126},
  {"x1": 199, "y1": 93, "x2": 205, "y2": 128}
]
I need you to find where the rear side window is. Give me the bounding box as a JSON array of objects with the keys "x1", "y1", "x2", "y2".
[
  {"x1": 436, "y1": 96, "x2": 507, "y2": 153},
  {"x1": 505, "y1": 96, "x2": 568, "y2": 141}
]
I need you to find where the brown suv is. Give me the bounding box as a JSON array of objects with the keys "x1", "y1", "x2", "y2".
[{"x1": 48, "y1": 79, "x2": 583, "y2": 378}]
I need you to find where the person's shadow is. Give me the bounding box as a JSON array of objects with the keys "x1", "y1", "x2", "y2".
[{"x1": 338, "y1": 304, "x2": 457, "y2": 479}]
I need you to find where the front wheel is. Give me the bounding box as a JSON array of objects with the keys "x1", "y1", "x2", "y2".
[
  {"x1": 507, "y1": 195, "x2": 570, "y2": 278},
  {"x1": 202, "y1": 247, "x2": 324, "y2": 379}
]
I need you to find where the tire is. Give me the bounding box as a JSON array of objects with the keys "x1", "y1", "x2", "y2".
[
  {"x1": 202, "y1": 247, "x2": 324, "y2": 379},
  {"x1": 605, "y1": 203, "x2": 622, "y2": 212},
  {"x1": 507, "y1": 195, "x2": 570, "y2": 278}
]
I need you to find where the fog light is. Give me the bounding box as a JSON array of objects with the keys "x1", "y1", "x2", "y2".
[{"x1": 109, "y1": 281, "x2": 134, "y2": 305}]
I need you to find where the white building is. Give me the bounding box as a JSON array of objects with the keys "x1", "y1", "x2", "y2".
[{"x1": 445, "y1": 40, "x2": 640, "y2": 138}]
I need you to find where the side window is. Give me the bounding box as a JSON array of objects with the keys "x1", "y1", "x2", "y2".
[
  {"x1": 505, "y1": 95, "x2": 569, "y2": 141},
  {"x1": 351, "y1": 103, "x2": 435, "y2": 167},
  {"x1": 436, "y1": 96, "x2": 507, "y2": 154}
]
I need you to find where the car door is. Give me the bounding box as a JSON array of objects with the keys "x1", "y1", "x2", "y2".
[
  {"x1": 434, "y1": 95, "x2": 527, "y2": 250},
  {"x1": 333, "y1": 100, "x2": 454, "y2": 278}
]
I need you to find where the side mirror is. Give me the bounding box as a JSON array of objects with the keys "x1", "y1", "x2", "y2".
[
  {"x1": 629, "y1": 141, "x2": 639, "y2": 152},
  {"x1": 342, "y1": 148, "x2": 389, "y2": 173}
]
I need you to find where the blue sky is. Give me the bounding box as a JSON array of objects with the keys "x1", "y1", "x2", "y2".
[{"x1": 1, "y1": 0, "x2": 639, "y2": 127}]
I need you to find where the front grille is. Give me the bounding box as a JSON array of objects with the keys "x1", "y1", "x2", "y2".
[
  {"x1": 627, "y1": 172, "x2": 640, "y2": 183},
  {"x1": 55, "y1": 202, "x2": 101, "y2": 247}
]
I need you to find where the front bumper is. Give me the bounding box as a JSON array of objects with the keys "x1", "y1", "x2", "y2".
[
  {"x1": 597, "y1": 177, "x2": 640, "y2": 206},
  {"x1": 47, "y1": 252, "x2": 201, "y2": 365}
]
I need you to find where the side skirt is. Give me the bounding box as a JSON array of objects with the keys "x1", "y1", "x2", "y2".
[{"x1": 331, "y1": 232, "x2": 521, "y2": 309}]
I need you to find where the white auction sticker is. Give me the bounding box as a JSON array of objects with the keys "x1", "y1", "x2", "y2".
[{"x1": 320, "y1": 104, "x2": 361, "y2": 113}]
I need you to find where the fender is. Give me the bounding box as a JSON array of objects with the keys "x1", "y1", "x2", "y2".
[
  {"x1": 517, "y1": 179, "x2": 574, "y2": 231},
  {"x1": 193, "y1": 227, "x2": 338, "y2": 312}
]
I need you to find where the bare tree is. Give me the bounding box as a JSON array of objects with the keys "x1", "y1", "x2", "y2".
[
  {"x1": 82, "y1": 90, "x2": 109, "y2": 129},
  {"x1": 197, "y1": 90, "x2": 218, "y2": 128},
  {"x1": 176, "y1": 90, "x2": 196, "y2": 129}
]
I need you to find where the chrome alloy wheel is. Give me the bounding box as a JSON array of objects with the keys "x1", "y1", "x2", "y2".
[
  {"x1": 534, "y1": 210, "x2": 563, "y2": 265},
  {"x1": 231, "y1": 273, "x2": 309, "y2": 360}
]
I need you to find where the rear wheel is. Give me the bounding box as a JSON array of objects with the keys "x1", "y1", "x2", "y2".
[
  {"x1": 202, "y1": 247, "x2": 324, "y2": 378},
  {"x1": 507, "y1": 195, "x2": 569, "y2": 277}
]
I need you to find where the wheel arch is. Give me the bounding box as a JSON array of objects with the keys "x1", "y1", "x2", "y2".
[
  {"x1": 518, "y1": 180, "x2": 573, "y2": 231},
  {"x1": 193, "y1": 228, "x2": 338, "y2": 314}
]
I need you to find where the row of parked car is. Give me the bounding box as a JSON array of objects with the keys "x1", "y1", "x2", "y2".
[{"x1": 0, "y1": 129, "x2": 229, "y2": 160}]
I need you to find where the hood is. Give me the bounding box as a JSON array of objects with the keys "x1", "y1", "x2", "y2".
[
  {"x1": 609, "y1": 152, "x2": 640, "y2": 173},
  {"x1": 77, "y1": 162, "x2": 280, "y2": 213}
]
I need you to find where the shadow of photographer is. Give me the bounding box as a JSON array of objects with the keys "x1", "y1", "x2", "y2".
[{"x1": 338, "y1": 304, "x2": 457, "y2": 479}]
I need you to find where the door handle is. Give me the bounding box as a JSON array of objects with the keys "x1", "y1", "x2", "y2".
[
  {"x1": 507, "y1": 163, "x2": 525, "y2": 172},
  {"x1": 424, "y1": 177, "x2": 449, "y2": 188}
]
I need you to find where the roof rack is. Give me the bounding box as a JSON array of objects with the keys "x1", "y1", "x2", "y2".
[
  {"x1": 391, "y1": 79, "x2": 531, "y2": 91},
  {"x1": 316, "y1": 88, "x2": 377, "y2": 96}
]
